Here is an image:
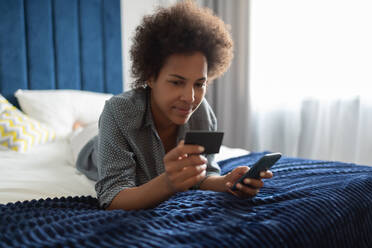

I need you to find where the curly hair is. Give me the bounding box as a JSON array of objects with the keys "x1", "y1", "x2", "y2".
[{"x1": 130, "y1": 0, "x2": 234, "y2": 89}]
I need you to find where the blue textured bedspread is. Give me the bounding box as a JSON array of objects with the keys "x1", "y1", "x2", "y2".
[{"x1": 1, "y1": 152, "x2": 372, "y2": 247}]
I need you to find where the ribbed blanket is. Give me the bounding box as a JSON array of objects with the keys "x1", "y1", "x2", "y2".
[{"x1": 1, "y1": 152, "x2": 372, "y2": 247}]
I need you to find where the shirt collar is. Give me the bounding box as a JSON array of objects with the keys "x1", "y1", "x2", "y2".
[{"x1": 144, "y1": 88, "x2": 155, "y2": 129}]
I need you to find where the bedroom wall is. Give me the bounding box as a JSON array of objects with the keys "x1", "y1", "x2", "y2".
[{"x1": 121, "y1": 0, "x2": 178, "y2": 91}]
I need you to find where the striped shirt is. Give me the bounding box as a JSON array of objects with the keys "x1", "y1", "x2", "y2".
[{"x1": 77, "y1": 88, "x2": 220, "y2": 208}]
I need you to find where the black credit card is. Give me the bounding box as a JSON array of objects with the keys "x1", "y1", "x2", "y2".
[{"x1": 184, "y1": 131, "x2": 224, "y2": 154}]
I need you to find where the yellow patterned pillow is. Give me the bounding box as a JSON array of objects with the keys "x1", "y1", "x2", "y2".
[
  {"x1": 0, "y1": 94, "x2": 56, "y2": 152},
  {"x1": 0, "y1": 94, "x2": 14, "y2": 113}
]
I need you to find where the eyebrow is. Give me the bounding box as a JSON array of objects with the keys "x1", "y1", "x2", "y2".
[{"x1": 169, "y1": 74, "x2": 206, "y2": 81}]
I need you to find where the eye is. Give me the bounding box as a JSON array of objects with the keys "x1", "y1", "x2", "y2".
[
  {"x1": 169, "y1": 81, "x2": 183, "y2": 86},
  {"x1": 195, "y1": 82, "x2": 206, "y2": 88}
]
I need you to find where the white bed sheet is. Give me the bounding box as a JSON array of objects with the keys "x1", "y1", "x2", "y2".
[
  {"x1": 0, "y1": 140, "x2": 249, "y2": 204},
  {"x1": 0, "y1": 139, "x2": 96, "y2": 204}
]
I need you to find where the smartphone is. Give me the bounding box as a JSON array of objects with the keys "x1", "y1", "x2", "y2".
[
  {"x1": 184, "y1": 131, "x2": 224, "y2": 154},
  {"x1": 232, "y1": 152, "x2": 282, "y2": 191}
]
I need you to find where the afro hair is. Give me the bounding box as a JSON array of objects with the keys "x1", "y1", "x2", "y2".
[{"x1": 130, "y1": 0, "x2": 234, "y2": 88}]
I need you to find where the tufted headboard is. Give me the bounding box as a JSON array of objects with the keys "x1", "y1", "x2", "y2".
[{"x1": 0, "y1": 0, "x2": 123, "y2": 107}]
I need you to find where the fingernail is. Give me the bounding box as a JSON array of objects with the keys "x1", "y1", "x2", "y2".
[
  {"x1": 237, "y1": 183, "x2": 242, "y2": 189},
  {"x1": 244, "y1": 178, "x2": 251, "y2": 185},
  {"x1": 260, "y1": 172, "x2": 265, "y2": 177},
  {"x1": 226, "y1": 182, "x2": 231, "y2": 187},
  {"x1": 201, "y1": 155, "x2": 207, "y2": 162},
  {"x1": 198, "y1": 146, "x2": 205, "y2": 152}
]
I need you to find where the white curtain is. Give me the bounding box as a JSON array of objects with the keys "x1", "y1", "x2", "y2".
[
  {"x1": 203, "y1": 0, "x2": 372, "y2": 165},
  {"x1": 201, "y1": 0, "x2": 251, "y2": 149}
]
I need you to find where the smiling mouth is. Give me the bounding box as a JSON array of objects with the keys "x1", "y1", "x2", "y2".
[{"x1": 174, "y1": 107, "x2": 193, "y2": 116}]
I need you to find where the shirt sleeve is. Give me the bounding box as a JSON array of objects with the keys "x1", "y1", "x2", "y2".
[{"x1": 95, "y1": 102, "x2": 136, "y2": 209}]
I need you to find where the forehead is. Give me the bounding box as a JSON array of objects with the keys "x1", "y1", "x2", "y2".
[{"x1": 161, "y1": 52, "x2": 208, "y2": 77}]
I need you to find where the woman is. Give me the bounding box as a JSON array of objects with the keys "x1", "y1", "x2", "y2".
[{"x1": 77, "y1": 0, "x2": 273, "y2": 211}]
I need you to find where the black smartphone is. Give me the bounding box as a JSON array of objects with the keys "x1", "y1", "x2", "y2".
[
  {"x1": 184, "y1": 131, "x2": 224, "y2": 154},
  {"x1": 232, "y1": 152, "x2": 282, "y2": 191}
]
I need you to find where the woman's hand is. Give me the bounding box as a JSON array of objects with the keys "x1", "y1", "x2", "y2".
[
  {"x1": 224, "y1": 166, "x2": 273, "y2": 198},
  {"x1": 163, "y1": 140, "x2": 207, "y2": 193}
]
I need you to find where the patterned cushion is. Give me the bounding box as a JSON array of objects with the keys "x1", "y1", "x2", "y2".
[
  {"x1": 0, "y1": 94, "x2": 56, "y2": 152},
  {"x1": 0, "y1": 94, "x2": 14, "y2": 113}
]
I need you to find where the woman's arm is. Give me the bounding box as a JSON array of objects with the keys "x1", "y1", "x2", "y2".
[
  {"x1": 107, "y1": 142, "x2": 207, "y2": 211},
  {"x1": 107, "y1": 173, "x2": 173, "y2": 210},
  {"x1": 199, "y1": 175, "x2": 227, "y2": 192}
]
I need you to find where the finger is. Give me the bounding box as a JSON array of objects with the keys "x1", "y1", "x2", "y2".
[
  {"x1": 166, "y1": 155, "x2": 207, "y2": 173},
  {"x1": 227, "y1": 187, "x2": 241, "y2": 198},
  {"x1": 242, "y1": 178, "x2": 264, "y2": 189},
  {"x1": 236, "y1": 166, "x2": 250, "y2": 174},
  {"x1": 228, "y1": 166, "x2": 250, "y2": 182},
  {"x1": 226, "y1": 182, "x2": 249, "y2": 198},
  {"x1": 174, "y1": 164, "x2": 207, "y2": 183},
  {"x1": 225, "y1": 181, "x2": 238, "y2": 195},
  {"x1": 228, "y1": 166, "x2": 249, "y2": 181},
  {"x1": 178, "y1": 153, "x2": 188, "y2": 160},
  {"x1": 177, "y1": 154, "x2": 207, "y2": 170},
  {"x1": 235, "y1": 183, "x2": 259, "y2": 196},
  {"x1": 260, "y1": 170, "x2": 273, "y2": 179},
  {"x1": 164, "y1": 143, "x2": 205, "y2": 162}
]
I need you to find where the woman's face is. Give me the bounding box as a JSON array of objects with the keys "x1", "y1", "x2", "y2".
[{"x1": 148, "y1": 52, "x2": 208, "y2": 129}]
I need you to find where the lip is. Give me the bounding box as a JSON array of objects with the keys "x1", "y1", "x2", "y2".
[{"x1": 173, "y1": 107, "x2": 193, "y2": 116}]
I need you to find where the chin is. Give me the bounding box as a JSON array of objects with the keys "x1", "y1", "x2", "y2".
[{"x1": 172, "y1": 115, "x2": 190, "y2": 125}]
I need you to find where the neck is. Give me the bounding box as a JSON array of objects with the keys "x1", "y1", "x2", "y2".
[
  {"x1": 155, "y1": 120, "x2": 178, "y2": 139},
  {"x1": 149, "y1": 94, "x2": 178, "y2": 134}
]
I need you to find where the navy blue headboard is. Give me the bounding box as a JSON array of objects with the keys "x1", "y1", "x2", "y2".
[{"x1": 0, "y1": 0, "x2": 123, "y2": 106}]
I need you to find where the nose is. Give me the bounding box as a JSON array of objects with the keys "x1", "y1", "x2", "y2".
[{"x1": 180, "y1": 85, "x2": 195, "y2": 104}]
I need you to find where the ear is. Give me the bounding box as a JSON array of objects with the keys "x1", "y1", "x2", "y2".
[{"x1": 147, "y1": 77, "x2": 155, "y2": 88}]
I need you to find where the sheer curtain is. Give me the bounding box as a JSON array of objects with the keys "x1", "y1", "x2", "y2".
[
  {"x1": 248, "y1": 0, "x2": 372, "y2": 165},
  {"x1": 201, "y1": 0, "x2": 251, "y2": 149},
  {"x1": 203, "y1": 0, "x2": 372, "y2": 165}
]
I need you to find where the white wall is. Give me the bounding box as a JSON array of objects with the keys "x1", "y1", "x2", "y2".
[{"x1": 120, "y1": 0, "x2": 178, "y2": 91}]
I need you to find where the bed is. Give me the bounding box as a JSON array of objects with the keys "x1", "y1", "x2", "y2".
[{"x1": 1, "y1": 0, "x2": 372, "y2": 247}]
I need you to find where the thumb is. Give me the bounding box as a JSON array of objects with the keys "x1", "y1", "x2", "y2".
[
  {"x1": 177, "y1": 140, "x2": 187, "y2": 160},
  {"x1": 236, "y1": 166, "x2": 249, "y2": 175}
]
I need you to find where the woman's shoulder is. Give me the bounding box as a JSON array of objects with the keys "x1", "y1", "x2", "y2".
[
  {"x1": 100, "y1": 88, "x2": 148, "y2": 130},
  {"x1": 106, "y1": 88, "x2": 147, "y2": 115}
]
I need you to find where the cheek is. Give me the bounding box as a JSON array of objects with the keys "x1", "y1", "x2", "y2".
[
  {"x1": 155, "y1": 88, "x2": 173, "y2": 105},
  {"x1": 193, "y1": 89, "x2": 206, "y2": 108},
  {"x1": 196, "y1": 88, "x2": 206, "y2": 101},
  {"x1": 163, "y1": 94, "x2": 179, "y2": 109}
]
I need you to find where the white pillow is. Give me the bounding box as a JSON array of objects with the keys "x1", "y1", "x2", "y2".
[{"x1": 15, "y1": 89, "x2": 112, "y2": 138}]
